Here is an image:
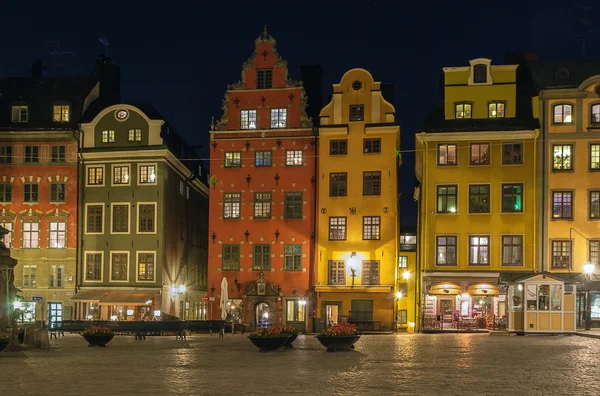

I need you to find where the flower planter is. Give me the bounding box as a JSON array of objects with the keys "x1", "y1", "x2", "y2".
[
  {"x1": 248, "y1": 335, "x2": 290, "y2": 352},
  {"x1": 283, "y1": 333, "x2": 298, "y2": 348},
  {"x1": 0, "y1": 341, "x2": 9, "y2": 353},
  {"x1": 83, "y1": 334, "x2": 114, "y2": 347},
  {"x1": 316, "y1": 335, "x2": 361, "y2": 352}
]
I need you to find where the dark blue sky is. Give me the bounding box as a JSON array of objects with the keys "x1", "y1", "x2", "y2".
[{"x1": 2, "y1": 0, "x2": 598, "y2": 228}]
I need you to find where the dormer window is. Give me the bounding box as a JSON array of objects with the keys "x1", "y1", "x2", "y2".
[
  {"x1": 11, "y1": 105, "x2": 28, "y2": 122},
  {"x1": 553, "y1": 104, "x2": 573, "y2": 124},
  {"x1": 257, "y1": 69, "x2": 272, "y2": 89},
  {"x1": 455, "y1": 103, "x2": 472, "y2": 119},
  {"x1": 349, "y1": 105, "x2": 364, "y2": 121},
  {"x1": 488, "y1": 102, "x2": 505, "y2": 118},
  {"x1": 53, "y1": 105, "x2": 70, "y2": 122},
  {"x1": 591, "y1": 104, "x2": 600, "y2": 124},
  {"x1": 473, "y1": 64, "x2": 488, "y2": 83},
  {"x1": 468, "y1": 59, "x2": 492, "y2": 85}
]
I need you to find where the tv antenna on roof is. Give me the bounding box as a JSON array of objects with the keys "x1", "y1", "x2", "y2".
[
  {"x1": 99, "y1": 37, "x2": 109, "y2": 56},
  {"x1": 44, "y1": 40, "x2": 76, "y2": 75}
]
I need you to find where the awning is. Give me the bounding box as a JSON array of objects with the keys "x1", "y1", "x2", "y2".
[
  {"x1": 71, "y1": 290, "x2": 109, "y2": 302},
  {"x1": 98, "y1": 291, "x2": 159, "y2": 305},
  {"x1": 467, "y1": 284, "x2": 500, "y2": 296},
  {"x1": 429, "y1": 282, "x2": 461, "y2": 295}
]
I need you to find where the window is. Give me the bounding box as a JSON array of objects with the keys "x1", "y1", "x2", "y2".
[
  {"x1": 364, "y1": 138, "x2": 381, "y2": 154},
  {"x1": 502, "y1": 142, "x2": 523, "y2": 164},
  {"x1": 473, "y1": 64, "x2": 487, "y2": 84},
  {"x1": 138, "y1": 252, "x2": 155, "y2": 281},
  {"x1": 253, "y1": 244, "x2": 271, "y2": 270},
  {"x1": 0, "y1": 183, "x2": 11, "y2": 202},
  {"x1": 139, "y1": 165, "x2": 156, "y2": 184},
  {"x1": 112, "y1": 204, "x2": 129, "y2": 233},
  {"x1": 469, "y1": 236, "x2": 489, "y2": 266},
  {"x1": 284, "y1": 192, "x2": 302, "y2": 218},
  {"x1": 255, "y1": 151, "x2": 272, "y2": 167},
  {"x1": 470, "y1": 143, "x2": 490, "y2": 165},
  {"x1": 85, "y1": 253, "x2": 102, "y2": 281},
  {"x1": 437, "y1": 185, "x2": 457, "y2": 213},
  {"x1": 553, "y1": 144, "x2": 573, "y2": 171},
  {"x1": 590, "y1": 191, "x2": 600, "y2": 219},
  {"x1": 22, "y1": 221, "x2": 39, "y2": 248},
  {"x1": 502, "y1": 183, "x2": 523, "y2": 212},
  {"x1": 23, "y1": 183, "x2": 38, "y2": 202},
  {"x1": 24, "y1": 145, "x2": 39, "y2": 163},
  {"x1": 349, "y1": 105, "x2": 364, "y2": 121},
  {"x1": 469, "y1": 184, "x2": 490, "y2": 213},
  {"x1": 284, "y1": 245, "x2": 302, "y2": 271},
  {"x1": 113, "y1": 166, "x2": 129, "y2": 185},
  {"x1": 257, "y1": 69, "x2": 272, "y2": 89},
  {"x1": 186, "y1": 186, "x2": 190, "y2": 200},
  {"x1": 53, "y1": 105, "x2": 70, "y2": 122},
  {"x1": 488, "y1": 102, "x2": 505, "y2": 118},
  {"x1": 553, "y1": 104, "x2": 573, "y2": 124},
  {"x1": 179, "y1": 181, "x2": 184, "y2": 196},
  {"x1": 50, "y1": 183, "x2": 66, "y2": 202},
  {"x1": 23, "y1": 265, "x2": 37, "y2": 288},
  {"x1": 253, "y1": 192, "x2": 271, "y2": 218},
  {"x1": 590, "y1": 144, "x2": 600, "y2": 170},
  {"x1": 286, "y1": 150, "x2": 303, "y2": 166},
  {"x1": 330, "y1": 173, "x2": 347, "y2": 197},
  {"x1": 50, "y1": 145, "x2": 66, "y2": 162},
  {"x1": 455, "y1": 103, "x2": 472, "y2": 119},
  {"x1": 438, "y1": 144, "x2": 457, "y2": 165},
  {"x1": 551, "y1": 240, "x2": 571, "y2": 269},
  {"x1": 111, "y1": 253, "x2": 128, "y2": 281},
  {"x1": 222, "y1": 245, "x2": 240, "y2": 270},
  {"x1": 329, "y1": 217, "x2": 347, "y2": 240},
  {"x1": 86, "y1": 205, "x2": 103, "y2": 233},
  {"x1": 270, "y1": 108, "x2": 287, "y2": 128},
  {"x1": 362, "y1": 261, "x2": 380, "y2": 285},
  {"x1": 0, "y1": 221, "x2": 12, "y2": 248},
  {"x1": 590, "y1": 241, "x2": 600, "y2": 265},
  {"x1": 398, "y1": 310, "x2": 408, "y2": 325},
  {"x1": 328, "y1": 261, "x2": 345, "y2": 285},
  {"x1": 49, "y1": 265, "x2": 64, "y2": 288},
  {"x1": 362, "y1": 216, "x2": 380, "y2": 240},
  {"x1": 225, "y1": 152, "x2": 242, "y2": 168},
  {"x1": 592, "y1": 104, "x2": 600, "y2": 124},
  {"x1": 398, "y1": 256, "x2": 408, "y2": 268},
  {"x1": 436, "y1": 236, "x2": 457, "y2": 266},
  {"x1": 552, "y1": 191, "x2": 573, "y2": 219},
  {"x1": 240, "y1": 110, "x2": 257, "y2": 129},
  {"x1": 11, "y1": 105, "x2": 28, "y2": 122},
  {"x1": 330, "y1": 140, "x2": 348, "y2": 155},
  {"x1": 363, "y1": 171, "x2": 381, "y2": 196},
  {"x1": 101, "y1": 130, "x2": 115, "y2": 143},
  {"x1": 502, "y1": 235, "x2": 523, "y2": 266},
  {"x1": 48, "y1": 221, "x2": 66, "y2": 248},
  {"x1": 128, "y1": 129, "x2": 142, "y2": 142},
  {"x1": 224, "y1": 193, "x2": 241, "y2": 219},
  {"x1": 0, "y1": 146, "x2": 12, "y2": 164},
  {"x1": 139, "y1": 204, "x2": 156, "y2": 233},
  {"x1": 87, "y1": 167, "x2": 104, "y2": 185},
  {"x1": 400, "y1": 235, "x2": 417, "y2": 245}
]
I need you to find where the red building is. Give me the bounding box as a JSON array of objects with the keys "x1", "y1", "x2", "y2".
[{"x1": 208, "y1": 28, "x2": 316, "y2": 332}]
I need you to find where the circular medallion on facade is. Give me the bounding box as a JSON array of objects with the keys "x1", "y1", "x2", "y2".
[
  {"x1": 352, "y1": 80, "x2": 362, "y2": 91},
  {"x1": 115, "y1": 109, "x2": 129, "y2": 121}
]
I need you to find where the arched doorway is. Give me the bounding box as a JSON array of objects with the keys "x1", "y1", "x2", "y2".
[{"x1": 255, "y1": 302, "x2": 270, "y2": 328}]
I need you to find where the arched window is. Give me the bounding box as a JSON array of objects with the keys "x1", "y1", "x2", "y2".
[
  {"x1": 591, "y1": 104, "x2": 600, "y2": 124},
  {"x1": 473, "y1": 64, "x2": 488, "y2": 84},
  {"x1": 553, "y1": 104, "x2": 573, "y2": 124}
]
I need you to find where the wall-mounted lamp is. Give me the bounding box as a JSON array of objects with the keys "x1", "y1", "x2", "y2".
[
  {"x1": 246, "y1": 174, "x2": 252, "y2": 186},
  {"x1": 211, "y1": 231, "x2": 217, "y2": 244},
  {"x1": 276, "y1": 139, "x2": 282, "y2": 148},
  {"x1": 210, "y1": 284, "x2": 216, "y2": 296},
  {"x1": 245, "y1": 140, "x2": 251, "y2": 150},
  {"x1": 274, "y1": 173, "x2": 280, "y2": 185},
  {"x1": 234, "y1": 277, "x2": 241, "y2": 292},
  {"x1": 244, "y1": 230, "x2": 250, "y2": 241},
  {"x1": 211, "y1": 141, "x2": 217, "y2": 152},
  {"x1": 584, "y1": 262, "x2": 596, "y2": 278},
  {"x1": 402, "y1": 270, "x2": 410, "y2": 280},
  {"x1": 396, "y1": 292, "x2": 403, "y2": 299},
  {"x1": 350, "y1": 252, "x2": 357, "y2": 258},
  {"x1": 274, "y1": 229, "x2": 280, "y2": 241}
]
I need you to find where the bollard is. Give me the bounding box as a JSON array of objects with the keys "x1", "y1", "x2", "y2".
[{"x1": 34, "y1": 328, "x2": 50, "y2": 349}]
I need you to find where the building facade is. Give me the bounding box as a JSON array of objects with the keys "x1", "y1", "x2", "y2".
[
  {"x1": 415, "y1": 58, "x2": 540, "y2": 332},
  {"x1": 315, "y1": 68, "x2": 399, "y2": 332},
  {"x1": 398, "y1": 230, "x2": 417, "y2": 332},
  {"x1": 208, "y1": 28, "x2": 316, "y2": 332},
  {"x1": 74, "y1": 103, "x2": 209, "y2": 321},
  {"x1": 0, "y1": 63, "x2": 99, "y2": 326}
]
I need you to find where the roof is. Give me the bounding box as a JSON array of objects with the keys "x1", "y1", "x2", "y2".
[
  {"x1": 80, "y1": 101, "x2": 164, "y2": 123},
  {"x1": 527, "y1": 61, "x2": 600, "y2": 90},
  {"x1": 499, "y1": 271, "x2": 583, "y2": 284}
]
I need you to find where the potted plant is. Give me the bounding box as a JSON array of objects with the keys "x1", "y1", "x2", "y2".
[
  {"x1": 0, "y1": 333, "x2": 10, "y2": 353},
  {"x1": 316, "y1": 323, "x2": 360, "y2": 352},
  {"x1": 248, "y1": 326, "x2": 289, "y2": 352},
  {"x1": 81, "y1": 326, "x2": 114, "y2": 347},
  {"x1": 281, "y1": 326, "x2": 299, "y2": 348}
]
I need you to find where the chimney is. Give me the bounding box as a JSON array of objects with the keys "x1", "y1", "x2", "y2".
[
  {"x1": 31, "y1": 60, "x2": 47, "y2": 78},
  {"x1": 95, "y1": 54, "x2": 121, "y2": 104}
]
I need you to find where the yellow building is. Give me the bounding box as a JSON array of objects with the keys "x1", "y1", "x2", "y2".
[
  {"x1": 529, "y1": 61, "x2": 600, "y2": 329},
  {"x1": 415, "y1": 58, "x2": 540, "y2": 332},
  {"x1": 315, "y1": 68, "x2": 401, "y2": 332},
  {"x1": 398, "y1": 231, "x2": 417, "y2": 332}
]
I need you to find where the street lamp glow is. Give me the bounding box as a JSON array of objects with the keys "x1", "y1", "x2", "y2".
[
  {"x1": 584, "y1": 262, "x2": 595, "y2": 275},
  {"x1": 408, "y1": 322, "x2": 415, "y2": 327},
  {"x1": 449, "y1": 207, "x2": 456, "y2": 213},
  {"x1": 146, "y1": 300, "x2": 152, "y2": 305},
  {"x1": 402, "y1": 271, "x2": 410, "y2": 280},
  {"x1": 298, "y1": 300, "x2": 307, "y2": 306},
  {"x1": 517, "y1": 284, "x2": 523, "y2": 291},
  {"x1": 396, "y1": 292, "x2": 403, "y2": 299},
  {"x1": 178, "y1": 284, "x2": 186, "y2": 293}
]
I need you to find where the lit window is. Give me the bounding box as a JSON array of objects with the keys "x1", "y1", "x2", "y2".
[
  {"x1": 488, "y1": 102, "x2": 505, "y2": 118},
  {"x1": 551, "y1": 240, "x2": 571, "y2": 269},
  {"x1": 87, "y1": 167, "x2": 104, "y2": 185},
  {"x1": 470, "y1": 143, "x2": 490, "y2": 165},
  {"x1": 552, "y1": 191, "x2": 573, "y2": 219},
  {"x1": 128, "y1": 129, "x2": 142, "y2": 142},
  {"x1": 53, "y1": 105, "x2": 70, "y2": 122},
  {"x1": 362, "y1": 216, "x2": 380, "y2": 240},
  {"x1": 590, "y1": 144, "x2": 600, "y2": 170},
  {"x1": 590, "y1": 191, "x2": 600, "y2": 219},
  {"x1": 398, "y1": 256, "x2": 408, "y2": 268},
  {"x1": 270, "y1": 108, "x2": 287, "y2": 128},
  {"x1": 437, "y1": 185, "x2": 457, "y2": 214},
  {"x1": 329, "y1": 217, "x2": 346, "y2": 240},
  {"x1": 138, "y1": 253, "x2": 155, "y2": 281},
  {"x1": 455, "y1": 103, "x2": 472, "y2": 119},
  {"x1": 11, "y1": 105, "x2": 28, "y2": 122},
  {"x1": 469, "y1": 236, "x2": 489, "y2": 266},
  {"x1": 102, "y1": 130, "x2": 115, "y2": 143},
  {"x1": 113, "y1": 166, "x2": 130, "y2": 185},
  {"x1": 502, "y1": 235, "x2": 523, "y2": 266},
  {"x1": 502, "y1": 183, "x2": 523, "y2": 213},
  {"x1": 22, "y1": 221, "x2": 39, "y2": 248},
  {"x1": 253, "y1": 192, "x2": 271, "y2": 218},
  {"x1": 553, "y1": 144, "x2": 573, "y2": 171},
  {"x1": 286, "y1": 150, "x2": 303, "y2": 166},
  {"x1": 553, "y1": 104, "x2": 573, "y2": 124},
  {"x1": 438, "y1": 144, "x2": 457, "y2": 165},
  {"x1": 591, "y1": 104, "x2": 600, "y2": 124},
  {"x1": 436, "y1": 236, "x2": 457, "y2": 266},
  {"x1": 225, "y1": 152, "x2": 242, "y2": 168},
  {"x1": 0, "y1": 221, "x2": 12, "y2": 248},
  {"x1": 49, "y1": 221, "x2": 66, "y2": 248},
  {"x1": 240, "y1": 110, "x2": 257, "y2": 129},
  {"x1": 139, "y1": 165, "x2": 156, "y2": 184},
  {"x1": 255, "y1": 151, "x2": 272, "y2": 167},
  {"x1": 328, "y1": 261, "x2": 345, "y2": 285},
  {"x1": 223, "y1": 193, "x2": 241, "y2": 219}
]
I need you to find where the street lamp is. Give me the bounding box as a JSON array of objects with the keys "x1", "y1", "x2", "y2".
[
  {"x1": 402, "y1": 271, "x2": 410, "y2": 280},
  {"x1": 583, "y1": 262, "x2": 595, "y2": 276}
]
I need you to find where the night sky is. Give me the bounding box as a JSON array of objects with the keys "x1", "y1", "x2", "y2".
[{"x1": 2, "y1": 0, "x2": 598, "y2": 228}]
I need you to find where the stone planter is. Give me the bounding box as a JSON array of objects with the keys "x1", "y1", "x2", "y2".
[
  {"x1": 316, "y1": 335, "x2": 361, "y2": 352},
  {"x1": 283, "y1": 333, "x2": 298, "y2": 348},
  {"x1": 248, "y1": 335, "x2": 289, "y2": 352},
  {"x1": 0, "y1": 341, "x2": 9, "y2": 353},
  {"x1": 83, "y1": 334, "x2": 114, "y2": 347}
]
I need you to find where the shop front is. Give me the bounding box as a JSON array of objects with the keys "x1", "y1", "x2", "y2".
[{"x1": 72, "y1": 289, "x2": 161, "y2": 321}]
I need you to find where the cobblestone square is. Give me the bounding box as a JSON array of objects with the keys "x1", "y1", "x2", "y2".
[{"x1": 1, "y1": 334, "x2": 599, "y2": 396}]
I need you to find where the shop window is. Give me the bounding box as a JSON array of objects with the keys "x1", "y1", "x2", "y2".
[
  {"x1": 553, "y1": 144, "x2": 573, "y2": 171},
  {"x1": 240, "y1": 110, "x2": 257, "y2": 129},
  {"x1": 469, "y1": 236, "x2": 489, "y2": 266},
  {"x1": 501, "y1": 183, "x2": 523, "y2": 212},
  {"x1": 223, "y1": 193, "x2": 241, "y2": 219},
  {"x1": 330, "y1": 140, "x2": 348, "y2": 155},
  {"x1": 502, "y1": 142, "x2": 523, "y2": 164},
  {"x1": 362, "y1": 261, "x2": 380, "y2": 285},
  {"x1": 488, "y1": 102, "x2": 505, "y2": 118},
  {"x1": 552, "y1": 191, "x2": 573, "y2": 219},
  {"x1": 551, "y1": 240, "x2": 571, "y2": 269},
  {"x1": 253, "y1": 192, "x2": 271, "y2": 218},
  {"x1": 470, "y1": 143, "x2": 490, "y2": 165},
  {"x1": 553, "y1": 104, "x2": 573, "y2": 124},
  {"x1": 469, "y1": 184, "x2": 490, "y2": 213},
  {"x1": 590, "y1": 191, "x2": 600, "y2": 219},
  {"x1": 284, "y1": 192, "x2": 302, "y2": 218},
  {"x1": 436, "y1": 236, "x2": 457, "y2": 266},
  {"x1": 438, "y1": 144, "x2": 457, "y2": 165},
  {"x1": 225, "y1": 152, "x2": 241, "y2": 168},
  {"x1": 328, "y1": 261, "x2": 345, "y2": 285},
  {"x1": 330, "y1": 173, "x2": 347, "y2": 197},
  {"x1": 502, "y1": 235, "x2": 523, "y2": 266},
  {"x1": 590, "y1": 144, "x2": 600, "y2": 170},
  {"x1": 222, "y1": 245, "x2": 240, "y2": 270},
  {"x1": 455, "y1": 103, "x2": 472, "y2": 119},
  {"x1": 363, "y1": 171, "x2": 381, "y2": 195},
  {"x1": 253, "y1": 244, "x2": 271, "y2": 270},
  {"x1": 437, "y1": 185, "x2": 457, "y2": 213},
  {"x1": 592, "y1": 104, "x2": 600, "y2": 124},
  {"x1": 255, "y1": 151, "x2": 272, "y2": 167}
]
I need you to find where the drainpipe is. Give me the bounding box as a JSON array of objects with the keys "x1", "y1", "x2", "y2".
[
  {"x1": 540, "y1": 93, "x2": 546, "y2": 273},
  {"x1": 311, "y1": 127, "x2": 318, "y2": 333},
  {"x1": 533, "y1": 129, "x2": 538, "y2": 273},
  {"x1": 74, "y1": 127, "x2": 83, "y2": 320}
]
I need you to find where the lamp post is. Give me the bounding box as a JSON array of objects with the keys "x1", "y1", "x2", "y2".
[{"x1": 583, "y1": 262, "x2": 595, "y2": 331}]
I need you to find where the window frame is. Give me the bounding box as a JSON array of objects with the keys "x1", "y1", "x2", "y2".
[
  {"x1": 468, "y1": 235, "x2": 490, "y2": 266},
  {"x1": 437, "y1": 143, "x2": 458, "y2": 166},
  {"x1": 552, "y1": 144, "x2": 574, "y2": 171},
  {"x1": 128, "y1": 128, "x2": 142, "y2": 142},
  {"x1": 454, "y1": 102, "x2": 472, "y2": 119},
  {"x1": 270, "y1": 108, "x2": 287, "y2": 128},
  {"x1": 436, "y1": 184, "x2": 458, "y2": 214},
  {"x1": 469, "y1": 142, "x2": 490, "y2": 165},
  {"x1": 328, "y1": 260, "x2": 346, "y2": 285},
  {"x1": 53, "y1": 104, "x2": 70, "y2": 122},
  {"x1": 362, "y1": 216, "x2": 381, "y2": 240},
  {"x1": 488, "y1": 101, "x2": 506, "y2": 118},
  {"x1": 225, "y1": 152, "x2": 242, "y2": 168},
  {"x1": 11, "y1": 105, "x2": 28, "y2": 123},
  {"x1": 501, "y1": 183, "x2": 524, "y2": 213},
  {"x1": 589, "y1": 190, "x2": 600, "y2": 220},
  {"x1": 223, "y1": 193, "x2": 241, "y2": 219},
  {"x1": 468, "y1": 184, "x2": 490, "y2": 214},
  {"x1": 551, "y1": 190, "x2": 574, "y2": 220},
  {"x1": 137, "y1": 202, "x2": 157, "y2": 234},
  {"x1": 0, "y1": 146, "x2": 12, "y2": 164},
  {"x1": 284, "y1": 244, "x2": 302, "y2": 271},
  {"x1": 0, "y1": 183, "x2": 12, "y2": 203},
  {"x1": 240, "y1": 109, "x2": 257, "y2": 130},
  {"x1": 101, "y1": 130, "x2": 115, "y2": 143},
  {"x1": 51, "y1": 145, "x2": 66, "y2": 163},
  {"x1": 254, "y1": 150, "x2": 272, "y2": 167},
  {"x1": 502, "y1": 235, "x2": 524, "y2": 267},
  {"x1": 22, "y1": 265, "x2": 37, "y2": 288},
  {"x1": 49, "y1": 264, "x2": 65, "y2": 288},
  {"x1": 253, "y1": 192, "x2": 272, "y2": 219},
  {"x1": 136, "y1": 251, "x2": 156, "y2": 282},
  {"x1": 591, "y1": 103, "x2": 600, "y2": 125},
  {"x1": 436, "y1": 235, "x2": 457, "y2": 266},
  {"x1": 24, "y1": 145, "x2": 39, "y2": 163},
  {"x1": 257, "y1": 69, "x2": 273, "y2": 89},
  {"x1": 363, "y1": 171, "x2": 382, "y2": 196},
  {"x1": 252, "y1": 244, "x2": 271, "y2": 271},
  {"x1": 552, "y1": 103, "x2": 574, "y2": 125},
  {"x1": 23, "y1": 183, "x2": 39, "y2": 203},
  {"x1": 285, "y1": 150, "x2": 303, "y2": 166},
  {"x1": 84, "y1": 251, "x2": 104, "y2": 282},
  {"x1": 363, "y1": 138, "x2": 382, "y2": 154},
  {"x1": 589, "y1": 240, "x2": 600, "y2": 266},
  {"x1": 473, "y1": 64, "x2": 488, "y2": 84},
  {"x1": 349, "y1": 104, "x2": 365, "y2": 121},
  {"x1": 329, "y1": 172, "x2": 348, "y2": 197},
  {"x1": 284, "y1": 192, "x2": 303, "y2": 219},
  {"x1": 21, "y1": 219, "x2": 40, "y2": 249},
  {"x1": 85, "y1": 203, "x2": 104, "y2": 235},
  {"x1": 502, "y1": 142, "x2": 523, "y2": 165},
  {"x1": 137, "y1": 163, "x2": 157, "y2": 185},
  {"x1": 49, "y1": 182, "x2": 66, "y2": 203},
  {"x1": 330, "y1": 139, "x2": 348, "y2": 156},
  {"x1": 551, "y1": 240, "x2": 572, "y2": 270},
  {"x1": 328, "y1": 217, "x2": 347, "y2": 241},
  {"x1": 110, "y1": 251, "x2": 130, "y2": 283},
  {"x1": 222, "y1": 244, "x2": 240, "y2": 271},
  {"x1": 362, "y1": 260, "x2": 380, "y2": 285},
  {"x1": 110, "y1": 202, "x2": 130, "y2": 235},
  {"x1": 589, "y1": 143, "x2": 600, "y2": 171},
  {"x1": 86, "y1": 165, "x2": 105, "y2": 187},
  {"x1": 111, "y1": 164, "x2": 131, "y2": 186}
]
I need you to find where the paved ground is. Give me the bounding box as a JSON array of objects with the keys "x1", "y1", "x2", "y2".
[{"x1": 1, "y1": 333, "x2": 599, "y2": 396}]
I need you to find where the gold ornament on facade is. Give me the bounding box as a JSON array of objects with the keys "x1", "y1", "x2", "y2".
[{"x1": 214, "y1": 94, "x2": 229, "y2": 131}]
